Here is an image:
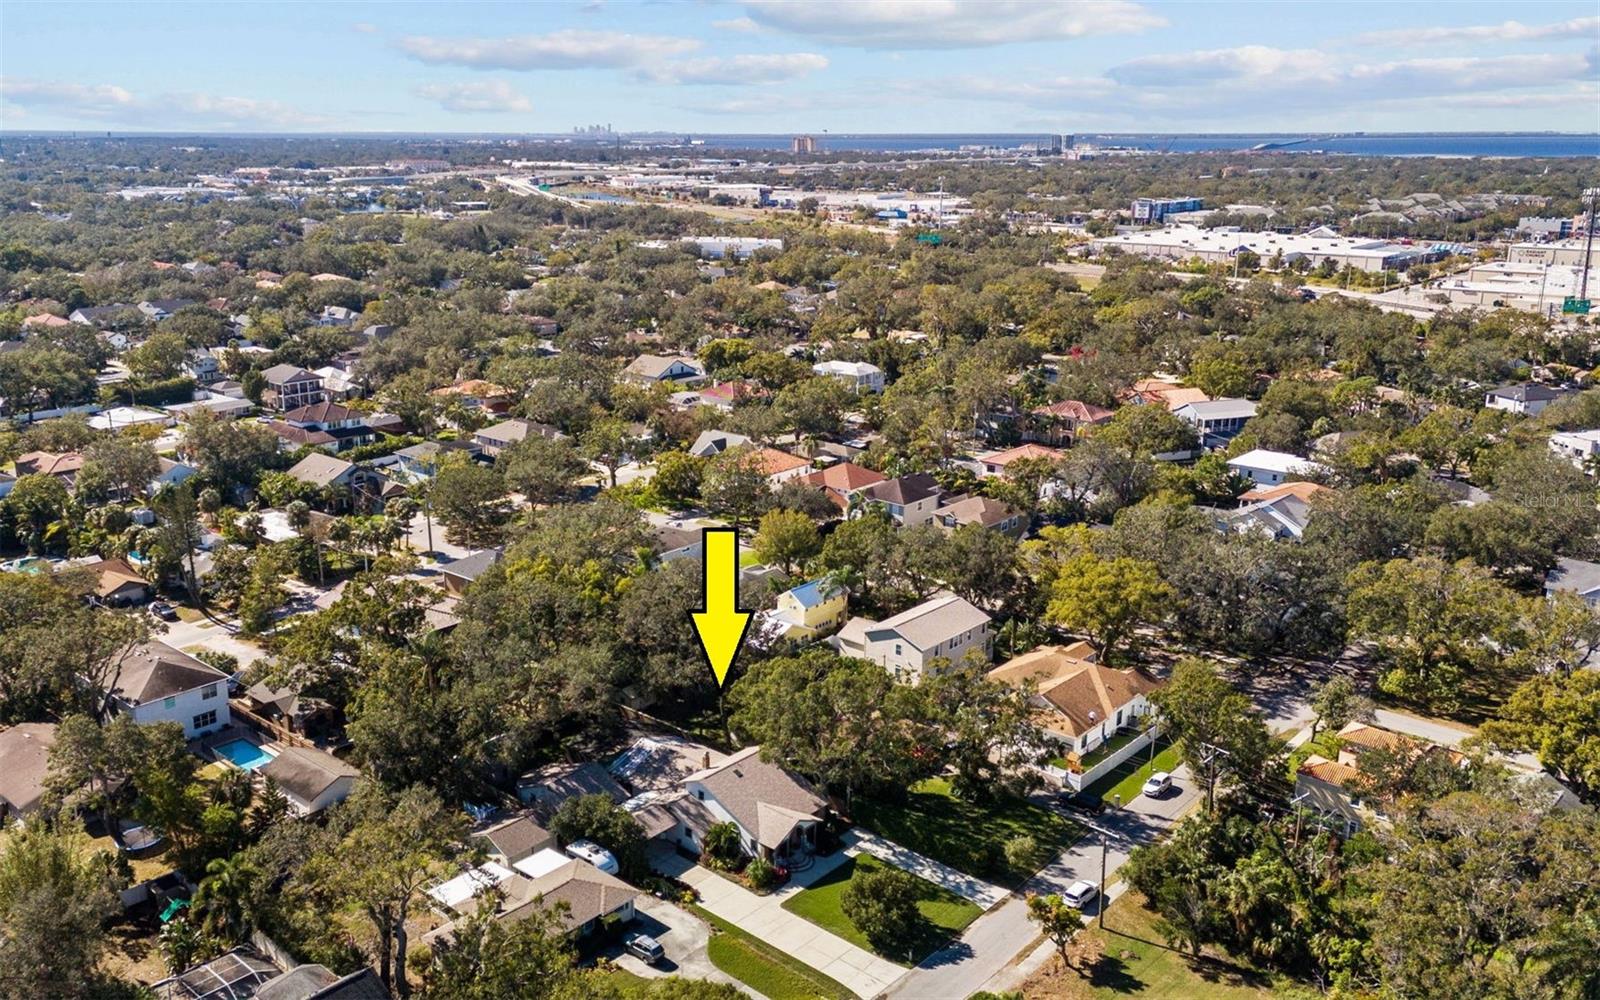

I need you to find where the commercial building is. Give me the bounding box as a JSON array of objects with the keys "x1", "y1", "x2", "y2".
[
  {"x1": 792, "y1": 135, "x2": 818, "y2": 154},
  {"x1": 1091, "y1": 225, "x2": 1445, "y2": 273},
  {"x1": 1434, "y1": 262, "x2": 1598, "y2": 315},
  {"x1": 1508, "y1": 237, "x2": 1597, "y2": 269},
  {"x1": 1131, "y1": 197, "x2": 1203, "y2": 223}
]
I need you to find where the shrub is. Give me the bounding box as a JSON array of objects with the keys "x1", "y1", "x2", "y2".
[
  {"x1": 1004, "y1": 834, "x2": 1041, "y2": 874},
  {"x1": 841, "y1": 865, "x2": 921, "y2": 952},
  {"x1": 745, "y1": 855, "x2": 778, "y2": 891},
  {"x1": 702, "y1": 821, "x2": 745, "y2": 869}
]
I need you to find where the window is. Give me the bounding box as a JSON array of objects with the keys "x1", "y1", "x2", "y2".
[
  {"x1": 1116, "y1": 710, "x2": 1123, "y2": 726},
  {"x1": 202, "y1": 684, "x2": 219, "y2": 701},
  {"x1": 163, "y1": 696, "x2": 177, "y2": 709},
  {"x1": 894, "y1": 643, "x2": 902, "y2": 656},
  {"x1": 192, "y1": 710, "x2": 217, "y2": 730}
]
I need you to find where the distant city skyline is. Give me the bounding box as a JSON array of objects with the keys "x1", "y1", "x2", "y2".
[{"x1": 3, "y1": 1, "x2": 1598, "y2": 134}]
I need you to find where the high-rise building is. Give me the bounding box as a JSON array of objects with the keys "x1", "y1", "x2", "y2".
[
  {"x1": 792, "y1": 135, "x2": 818, "y2": 154},
  {"x1": 1131, "y1": 197, "x2": 1204, "y2": 223}
]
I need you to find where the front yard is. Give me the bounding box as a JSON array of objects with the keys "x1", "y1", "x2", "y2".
[
  {"x1": 853, "y1": 777, "x2": 1082, "y2": 888},
  {"x1": 781, "y1": 854, "x2": 982, "y2": 964},
  {"x1": 1081, "y1": 740, "x2": 1182, "y2": 806}
]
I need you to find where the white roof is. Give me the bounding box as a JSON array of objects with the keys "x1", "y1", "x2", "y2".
[
  {"x1": 87, "y1": 406, "x2": 172, "y2": 430},
  {"x1": 1092, "y1": 224, "x2": 1428, "y2": 262},
  {"x1": 1227, "y1": 449, "x2": 1323, "y2": 475},
  {"x1": 512, "y1": 847, "x2": 572, "y2": 880},
  {"x1": 427, "y1": 862, "x2": 515, "y2": 910},
  {"x1": 814, "y1": 360, "x2": 883, "y2": 378}
]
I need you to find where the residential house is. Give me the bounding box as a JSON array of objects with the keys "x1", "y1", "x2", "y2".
[
  {"x1": 0, "y1": 723, "x2": 57, "y2": 823},
  {"x1": 934, "y1": 494, "x2": 1026, "y2": 537},
  {"x1": 441, "y1": 548, "x2": 502, "y2": 597},
  {"x1": 68, "y1": 304, "x2": 138, "y2": 327},
  {"x1": 108, "y1": 641, "x2": 231, "y2": 738},
  {"x1": 88, "y1": 407, "x2": 173, "y2": 433},
  {"x1": 746, "y1": 446, "x2": 813, "y2": 486},
  {"x1": 620, "y1": 354, "x2": 705, "y2": 386},
  {"x1": 183, "y1": 350, "x2": 222, "y2": 384},
  {"x1": 1120, "y1": 377, "x2": 1210, "y2": 410},
  {"x1": 812, "y1": 359, "x2": 886, "y2": 393},
  {"x1": 394, "y1": 439, "x2": 481, "y2": 479},
  {"x1": 137, "y1": 299, "x2": 196, "y2": 322},
  {"x1": 82, "y1": 555, "x2": 155, "y2": 606},
  {"x1": 165, "y1": 395, "x2": 254, "y2": 421},
  {"x1": 671, "y1": 380, "x2": 767, "y2": 412},
  {"x1": 21, "y1": 313, "x2": 72, "y2": 331},
  {"x1": 431, "y1": 379, "x2": 512, "y2": 416},
  {"x1": 474, "y1": 418, "x2": 565, "y2": 457},
  {"x1": 282, "y1": 402, "x2": 374, "y2": 452},
  {"x1": 1226, "y1": 448, "x2": 1328, "y2": 487},
  {"x1": 684, "y1": 746, "x2": 827, "y2": 865},
  {"x1": 312, "y1": 366, "x2": 363, "y2": 402},
  {"x1": 517, "y1": 761, "x2": 628, "y2": 816},
  {"x1": 253, "y1": 964, "x2": 388, "y2": 1000},
  {"x1": 260, "y1": 365, "x2": 325, "y2": 411},
  {"x1": 1546, "y1": 557, "x2": 1600, "y2": 607},
  {"x1": 315, "y1": 305, "x2": 359, "y2": 328},
  {"x1": 475, "y1": 815, "x2": 555, "y2": 867},
  {"x1": 262, "y1": 419, "x2": 338, "y2": 452},
  {"x1": 150, "y1": 458, "x2": 199, "y2": 497},
  {"x1": 14, "y1": 450, "x2": 85, "y2": 489},
  {"x1": 988, "y1": 643, "x2": 1161, "y2": 792},
  {"x1": 689, "y1": 430, "x2": 752, "y2": 458},
  {"x1": 1549, "y1": 428, "x2": 1600, "y2": 471},
  {"x1": 1214, "y1": 493, "x2": 1315, "y2": 540},
  {"x1": 1173, "y1": 398, "x2": 1257, "y2": 447},
  {"x1": 1294, "y1": 722, "x2": 1466, "y2": 834},
  {"x1": 1027, "y1": 399, "x2": 1114, "y2": 446},
  {"x1": 650, "y1": 524, "x2": 703, "y2": 563},
  {"x1": 759, "y1": 578, "x2": 849, "y2": 642},
  {"x1": 798, "y1": 461, "x2": 885, "y2": 513},
  {"x1": 260, "y1": 745, "x2": 360, "y2": 815},
  {"x1": 859, "y1": 473, "x2": 944, "y2": 526},
  {"x1": 1238, "y1": 480, "x2": 1330, "y2": 504},
  {"x1": 426, "y1": 856, "x2": 639, "y2": 945},
  {"x1": 284, "y1": 453, "x2": 387, "y2": 510},
  {"x1": 978, "y1": 442, "x2": 1063, "y2": 478},
  {"x1": 1485, "y1": 383, "x2": 1566, "y2": 417},
  {"x1": 832, "y1": 593, "x2": 994, "y2": 684}
]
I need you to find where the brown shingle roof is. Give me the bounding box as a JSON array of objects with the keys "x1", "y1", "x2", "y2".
[
  {"x1": 112, "y1": 641, "x2": 229, "y2": 705},
  {"x1": 988, "y1": 645, "x2": 1159, "y2": 739},
  {"x1": 691, "y1": 746, "x2": 825, "y2": 849},
  {"x1": 0, "y1": 723, "x2": 57, "y2": 816},
  {"x1": 502, "y1": 859, "x2": 639, "y2": 931},
  {"x1": 260, "y1": 745, "x2": 359, "y2": 803}
]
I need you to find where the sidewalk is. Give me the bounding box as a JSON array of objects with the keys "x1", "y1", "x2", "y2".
[
  {"x1": 674, "y1": 862, "x2": 907, "y2": 998},
  {"x1": 844, "y1": 829, "x2": 1009, "y2": 909}
]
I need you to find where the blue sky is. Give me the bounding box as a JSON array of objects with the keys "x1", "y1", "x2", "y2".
[{"x1": 3, "y1": 1, "x2": 1597, "y2": 133}]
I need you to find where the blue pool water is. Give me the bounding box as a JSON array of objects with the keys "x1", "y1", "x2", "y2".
[{"x1": 214, "y1": 739, "x2": 275, "y2": 771}]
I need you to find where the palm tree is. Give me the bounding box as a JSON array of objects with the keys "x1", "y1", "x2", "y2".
[{"x1": 192, "y1": 855, "x2": 260, "y2": 942}]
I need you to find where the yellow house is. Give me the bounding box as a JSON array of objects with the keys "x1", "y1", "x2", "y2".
[{"x1": 764, "y1": 578, "x2": 848, "y2": 641}]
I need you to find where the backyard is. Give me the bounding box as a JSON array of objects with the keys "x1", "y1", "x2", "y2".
[
  {"x1": 689, "y1": 905, "x2": 853, "y2": 1000},
  {"x1": 780, "y1": 854, "x2": 983, "y2": 964},
  {"x1": 852, "y1": 777, "x2": 1082, "y2": 887},
  {"x1": 1080, "y1": 739, "x2": 1182, "y2": 806}
]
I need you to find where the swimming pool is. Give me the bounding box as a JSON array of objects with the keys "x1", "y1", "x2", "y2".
[{"x1": 214, "y1": 738, "x2": 276, "y2": 771}]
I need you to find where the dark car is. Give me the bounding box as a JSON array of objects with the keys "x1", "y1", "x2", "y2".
[
  {"x1": 150, "y1": 601, "x2": 178, "y2": 621},
  {"x1": 623, "y1": 932, "x2": 665, "y2": 965}
]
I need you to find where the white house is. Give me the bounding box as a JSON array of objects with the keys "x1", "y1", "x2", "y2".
[
  {"x1": 832, "y1": 593, "x2": 993, "y2": 684},
  {"x1": 858, "y1": 473, "x2": 944, "y2": 526},
  {"x1": 621, "y1": 354, "x2": 705, "y2": 386},
  {"x1": 812, "y1": 359, "x2": 886, "y2": 393},
  {"x1": 1550, "y1": 429, "x2": 1600, "y2": 471},
  {"x1": 1225, "y1": 448, "x2": 1327, "y2": 486},
  {"x1": 108, "y1": 641, "x2": 232, "y2": 738},
  {"x1": 1173, "y1": 398, "x2": 1257, "y2": 444},
  {"x1": 1485, "y1": 383, "x2": 1565, "y2": 417},
  {"x1": 1546, "y1": 557, "x2": 1600, "y2": 607},
  {"x1": 259, "y1": 745, "x2": 360, "y2": 815},
  {"x1": 684, "y1": 746, "x2": 826, "y2": 865}
]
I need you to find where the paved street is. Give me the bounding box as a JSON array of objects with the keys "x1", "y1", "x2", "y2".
[
  {"x1": 885, "y1": 767, "x2": 1200, "y2": 999},
  {"x1": 159, "y1": 614, "x2": 270, "y2": 667}
]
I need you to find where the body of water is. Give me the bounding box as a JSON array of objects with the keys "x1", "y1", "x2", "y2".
[{"x1": 675, "y1": 132, "x2": 1599, "y2": 158}]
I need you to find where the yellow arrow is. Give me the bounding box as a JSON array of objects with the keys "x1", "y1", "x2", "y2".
[{"x1": 691, "y1": 527, "x2": 752, "y2": 688}]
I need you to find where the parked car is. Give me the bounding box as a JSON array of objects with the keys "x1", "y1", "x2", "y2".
[
  {"x1": 564, "y1": 838, "x2": 620, "y2": 875},
  {"x1": 624, "y1": 932, "x2": 665, "y2": 965},
  {"x1": 1062, "y1": 880, "x2": 1099, "y2": 909},
  {"x1": 1141, "y1": 771, "x2": 1173, "y2": 797},
  {"x1": 150, "y1": 601, "x2": 178, "y2": 621}
]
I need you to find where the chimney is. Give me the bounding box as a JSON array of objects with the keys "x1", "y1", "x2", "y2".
[{"x1": 702, "y1": 752, "x2": 711, "y2": 770}]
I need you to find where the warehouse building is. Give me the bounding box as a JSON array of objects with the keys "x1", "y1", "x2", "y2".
[{"x1": 1091, "y1": 225, "x2": 1446, "y2": 273}]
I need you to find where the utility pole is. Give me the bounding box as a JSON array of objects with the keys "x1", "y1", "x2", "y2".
[{"x1": 1196, "y1": 742, "x2": 1231, "y2": 813}]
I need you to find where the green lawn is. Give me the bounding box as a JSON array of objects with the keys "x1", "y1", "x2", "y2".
[
  {"x1": 690, "y1": 905, "x2": 853, "y2": 1000},
  {"x1": 1081, "y1": 742, "x2": 1182, "y2": 806},
  {"x1": 853, "y1": 777, "x2": 1082, "y2": 888},
  {"x1": 1286, "y1": 729, "x2": 1343, "y2": 779},
  {"x1": 781, "y1": 854, "x2": 982, "y2": 964}
]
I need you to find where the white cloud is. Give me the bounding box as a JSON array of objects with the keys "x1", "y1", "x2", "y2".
[
  {"x1": 395, "y1": 29, "x2": 699, "y2": 70},
  {"x1": 351, "y1": 22, "x2": 378, "y2": 35},
  {"x1": 638, "y1": 52, "x2": 828, "y2": 85},
  {"x1": 0, "y1": 76, "x2": 332, "y2": 129},
  {"x1": 712, "y1": 16, "x2": 763, "y2": 34},
  {"x1": 415, "y1": 80, "x2": 533, "y2": 113},
  {"x1": 1355, "y1": 17, "x2": 1600, "y2": 47},
  {"x1": 739, "y1": 0, "x2": 1165, "y2": 48}
]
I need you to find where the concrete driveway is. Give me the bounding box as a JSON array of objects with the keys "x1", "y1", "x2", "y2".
[
  {"x1": 606, "y1": 896, "x2": 762, "y2": 995},
  {"x1": 159, "y1": 615, "x2": 270, "y2": 668}
]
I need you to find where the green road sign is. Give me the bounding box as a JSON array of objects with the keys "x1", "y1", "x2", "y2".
[{"x1": 1562, "y1": 297, "x2": 1591, "y2": 315}]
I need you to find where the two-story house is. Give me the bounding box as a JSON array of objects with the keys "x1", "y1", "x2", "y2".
[
  {"x1": 858, "y1": 473, "x2": 944, "y2": 526},
  {"x1": 260, "y1": 365, "x2": 325, "y2": 412},
  {"x1": 1026, "y1": 399, "x2": 1115, "y2": 446},
  {"x1": 108, "y1": 641, "x2": 232, "y2": 738},
  {"x1": 1550, "y1": 429, "x2": 1600, "y2": 471},
  {"x1": 473, "y1": 418, "x2": 566, "y2": 458},
  {"x1": 933, "y1": 494, "x2": 1026, "y2": 537},
  {"x1": 1485, "y1": 382, "x2": 1566, "y2": 417},
  {"x1": 183, "y1": 350, "x2": 223, "y2": 385},
  {"x1": 620, "y1": 354, "x2": 706, "y2": 386},
  {"x1": 978, "y1": 442, "x2": 1063, "y2": 478},
  {"x1": 799, "y1": 461, "x2": 886, "y2": 514},
  {"x1": 812, "y1": 359, "x2": 886, "y2": 393},
  {"x1": 988, "y1": 642, "x2": 1161, "y2": 791},
  {"x1": 1294, "y1": 722, "x2": 1467, "y2": 835},
  {"x1": 759, "y1": 578, "x2": 849, "y2": 642},
  {"x1": 1173, "y1": 398, "x2": 1256, "y2": 449},
  {"x1": 281, "y1": 401, "x2": 375, "y2": 452},
  {"x1": 832, "y1": 593, "x2": 993, "y2": 684}
]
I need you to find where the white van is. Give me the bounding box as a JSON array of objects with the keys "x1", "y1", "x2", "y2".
[{"x1": 564, "y1": 838, "x2": 620, "y2": 874}]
